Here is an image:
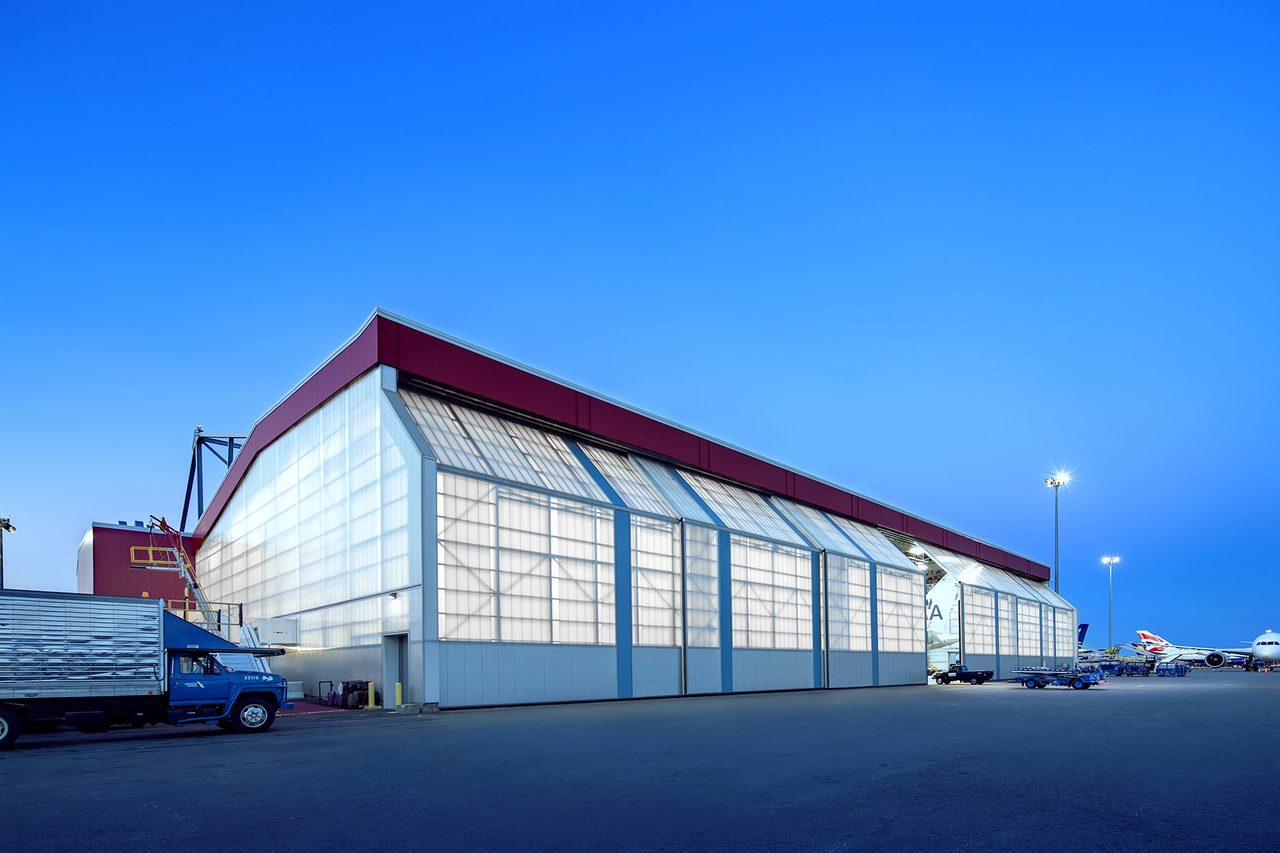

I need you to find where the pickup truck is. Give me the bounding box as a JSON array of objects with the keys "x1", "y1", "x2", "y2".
[
  {"x1": 0, "y1": 589, "x2": 290, "y2": 750},
  {"x1": 932, "y1": 664, "x2": 993, "y2": 685}
]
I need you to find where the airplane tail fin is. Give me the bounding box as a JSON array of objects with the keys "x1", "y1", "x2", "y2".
[
  {"x1": 1077, "y1": 623, "x2": 1089, "y2": 646},
  {"x1": 1136, "y1": 630, "x2": 1171, "y2": 651}
]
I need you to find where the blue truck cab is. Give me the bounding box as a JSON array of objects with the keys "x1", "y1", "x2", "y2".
[{"x1": 163, "y1": 615, "x2": 292, "y2": 732}]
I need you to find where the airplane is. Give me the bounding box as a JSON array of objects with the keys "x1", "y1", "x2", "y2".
[
  {"x1": 1075, "y1": 623, "x2": 1152, "y2": 663},
  {"x1": 1135, "y1": 629, "x2": 1280, "y2": 669}
]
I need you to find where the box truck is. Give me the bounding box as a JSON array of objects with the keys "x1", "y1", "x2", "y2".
[{"x1": 0, "y1": 589, "x2": 290, "y2": 750}]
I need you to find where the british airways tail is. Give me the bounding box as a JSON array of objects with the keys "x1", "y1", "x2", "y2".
[
  {"x1": 1077, "y1": 623, "x2": 1089, "y2": 647},
  {"x1": 1136, "y1": 630, "x2": 1171, "y2": 651}
]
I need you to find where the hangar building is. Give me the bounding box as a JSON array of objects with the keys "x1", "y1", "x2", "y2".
[{"x1": 188, "y1": 310, "x2": 1074, "y2": 707}]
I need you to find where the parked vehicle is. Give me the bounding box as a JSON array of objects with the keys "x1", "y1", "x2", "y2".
[
  {"x1": 1155, "y1": 662, "x2": 1189, "y2": 677},
  {"x1": 1011, "y1": 668, "x2": 1106, "y2": 690},
  {"x1": 933, "y1": 663, "x2": 994, "y2": 685},
  {"x1": 0, "y1": 590, "x2": 289, "y2": 750}
]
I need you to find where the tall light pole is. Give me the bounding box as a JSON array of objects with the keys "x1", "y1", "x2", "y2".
[
  {"x1": 0, "y1": 516, "x2": 14, "y2": 590},
  {"x1": 1044, "y1": 471, "x2": 1071, "y2": 595},
  {"x1": 1101, "y1": 556, "x2": 1121, "y2": 649}
]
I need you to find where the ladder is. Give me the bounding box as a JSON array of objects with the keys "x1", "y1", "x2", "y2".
[{"x1": 130, "y1": 516, "x2": 273, "y2": 673}]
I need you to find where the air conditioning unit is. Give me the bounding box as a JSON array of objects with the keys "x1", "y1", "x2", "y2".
[{"x1": 255, "y1": 616, "x2": 299, "y2": 646}]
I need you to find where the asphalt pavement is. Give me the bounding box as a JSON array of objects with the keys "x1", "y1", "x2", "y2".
[{"x1": 2, "y1": 670, "x2": 1276, "y2": 852}]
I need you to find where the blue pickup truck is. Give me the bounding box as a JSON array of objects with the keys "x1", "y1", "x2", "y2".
[{"x1": 0, "y1": 589, "x2": 290, "y2": 750}]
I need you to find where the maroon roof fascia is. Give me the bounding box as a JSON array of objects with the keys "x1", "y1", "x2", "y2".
[{"x1": 194, "y1": 313, "x2": 1050, "y2": 581}]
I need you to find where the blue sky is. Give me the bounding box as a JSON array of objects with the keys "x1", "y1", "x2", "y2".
[{"x1": 2, "y1": 4, "x2": 1277, "y2": 646}]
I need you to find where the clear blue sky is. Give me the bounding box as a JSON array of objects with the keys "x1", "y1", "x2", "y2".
[{"x1": 2, "y1": 4, "x2": 1277, "y2": 647}]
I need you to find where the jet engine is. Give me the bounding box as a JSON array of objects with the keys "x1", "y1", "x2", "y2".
[{"x1": 1204, "y1": 652, "x2": 1227, "y2": 668}]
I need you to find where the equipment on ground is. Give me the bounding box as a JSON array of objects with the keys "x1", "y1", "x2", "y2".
[
  {"x1": 1155, "y1": 662, "x2": 1189, "y2": 677},
  {"x1": 0, "y1": 589, "x2": 291, "y2": 750},
  {"x1": 932, "y1": 663, "x2": 994, "y2": 685},
  {"x1": 1011, "y1": 668, "x2": 1106, "y2": 690}
]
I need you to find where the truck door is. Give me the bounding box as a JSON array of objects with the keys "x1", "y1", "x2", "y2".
[{"x1": 169, "y1": 654, "x2": 233, "y2": 709}]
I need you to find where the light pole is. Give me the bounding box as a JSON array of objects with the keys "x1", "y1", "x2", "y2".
[
  {"x1": 1044, "y1": 471, "x2": 1071, "y2": 595},
  {"x1": 0, "y1": 516, "x2": 14, "y2": 590},
  {"x1": 1101, "y1": 556, "x2": 1121, "y2": 649}
]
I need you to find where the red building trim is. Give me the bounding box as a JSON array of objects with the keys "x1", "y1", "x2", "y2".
[{"x1": 194, "y1": 311, "x2": 1050, "y2": 580}]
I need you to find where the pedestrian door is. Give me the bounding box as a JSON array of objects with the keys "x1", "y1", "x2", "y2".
[{"x1": 382, "y1": 634, "x2": 409, "y2": 705}]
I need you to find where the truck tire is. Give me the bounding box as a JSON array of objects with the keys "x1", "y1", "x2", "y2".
[
  {"x1": 975, "y1": 678, "x2": 986, "y2": 685},
  {"x1": 229, "y1": 697, "x2": 277, "y2": 734},
  {"x1": 0, "y1": 707, "x2": 21, "y2": 750},
  {"x1": 1023, "y1": 678, "x2": 1038, "y2": 689},
  {"x1": 1070, "y1": 678, "x2": 1086, "y2": 690}
]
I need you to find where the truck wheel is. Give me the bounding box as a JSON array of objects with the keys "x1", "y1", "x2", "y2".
[
  {"x1": 230, "y1": 697, "x2": 277, "y2": 734},
  {"x1": 1023, "y1": 678, "x2": 1038, "y2": 689},
  {"x1": 1070, "y1": 678, "x2": 1086, "y2": 690},
  {"x1": 0, "y1": 707, "x2": 21, "y2": 750},
  {"x1": 975, "y1": 678, "x2": 986, "y2": 685}
]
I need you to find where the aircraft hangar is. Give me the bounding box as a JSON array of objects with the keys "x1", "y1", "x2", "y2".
[{"x1": 179, "y1": 309, "x2": 1075, "y2": 707}]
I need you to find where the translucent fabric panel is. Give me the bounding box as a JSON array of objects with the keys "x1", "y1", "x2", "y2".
[
  {"x1": 402, "y1": 390, "x2": 605, "y2": 502},
  {"x1": 633, "y1": 458, "x2": 715, "y2": 524},
  {"x1": 827, "y1": 553, "x2": 872, "y2": 652},
  {"x1": 998, "y1": 593, "x2": 1016, "y2": 656},
  {"x1": 685, "y1": 524, "x2": 719, "y2": 647},
  {"x1": 399, "y1": 389, "x2": 489, "y2": 473},
  {"x1": 581, "y1": 444, "x2": 675, "y2": 517},
  {"x1": 455, "y1": 408, "x2": 555, "y2": 493},
  {"x1": 632, "y1": 516, "x2": 682, "y2": 646},
  {"x1": 963, "y1": 587, "x2": 996, "y2": 655},
  {"x1": 773, "y1": 499, "x2": 853, "y2": 554},
  {"x1": 502, "y1": 421, "x2": 608, "y2": 503},
  {"x1": 1007, "y1": 573, "x2": 1061, "y2": 607},
  {"x1": 876, "y1": 566, "x2": 924, "y2": 653},
  {"x1": 1056, "y1": 607, "x2": 1076, "y2": 661},
  {"x1": 827, "y1": 516, "x2": 917, "y2": 570},
  {"x1": 682, "y1": 471, "x2": 809, "y2": 546},
  {"x1": 1017, "y1": 600, "x2": 1042, "y2": 657},
  {"x1": 436, "y1": 472, "x2": 615, "y2": 645},
  {"x1": 197, "y1": 369, "x2": 413, "y2": 644},
  {"x1": 730, "y1": 535, "x2": 812, "y2": 650},
  {"x1": 1038, "y1": 581, "x2": 1075, "y2": 612},
  {"x1": 549, "y1": 496, "x2": 616, "y2": 644},
  {"x1": 437, "y1": 474, "x2": 497, "y2": 641}
]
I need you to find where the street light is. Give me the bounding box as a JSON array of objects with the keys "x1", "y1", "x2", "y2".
[
  {"x1": 1044, "y1": 470, "x2": 1071, "y2": 595},
  {"x1": 1101, "y1": 556, "x2": 1121, "y2": 649},
  {"x1": 0, "y1": 516, "x2": 15, "y2": 591}
]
